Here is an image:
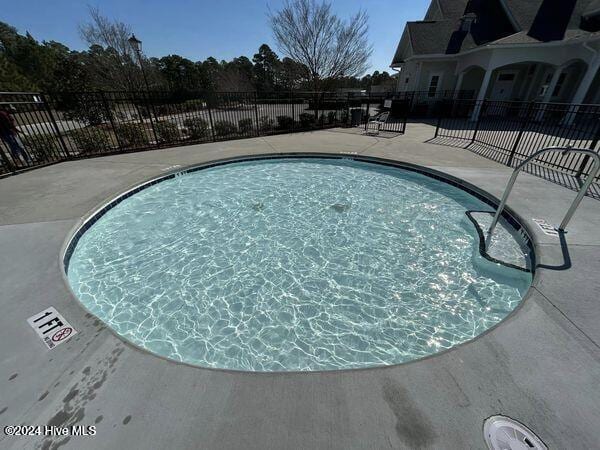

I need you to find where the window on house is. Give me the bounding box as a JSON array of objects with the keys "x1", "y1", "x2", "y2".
[
  {"x1": 552, "y1": 73, "x2": 567, "y2": 97},
  {"x1": 428, "y1": 75, "x2": 440, "y2": 97},
  {"x1": 405, "y1": 77, "x2": 410, "y2": 84}
]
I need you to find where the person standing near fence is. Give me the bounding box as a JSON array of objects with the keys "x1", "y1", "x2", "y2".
[{"x1": 0, "y1": 106, "x2": 32, "y2": 165}]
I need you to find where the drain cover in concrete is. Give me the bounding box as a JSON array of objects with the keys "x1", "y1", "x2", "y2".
[{"x1": 484, "y1": 416, "x2": 547, "y2": 450}]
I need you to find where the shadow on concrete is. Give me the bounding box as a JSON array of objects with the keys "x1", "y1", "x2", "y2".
[
  {"x1": 537, "y1": 231, "x2": 572, "y2": 271},
  {"x1": 425, "y1": 136, "x2": 600, "y2": 200},
  {"x1": 328, "y1": 127, "x2": 402, "y2": 139}
]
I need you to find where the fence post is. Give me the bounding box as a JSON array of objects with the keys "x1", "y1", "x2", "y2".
[
  {"x1": 434, "y1": 112, "x2": 442, "y2": 138},
  {"x1": 575, "y1": 117, "x2": 600, "y2": 178},
  {"x1": 290, "y1": 91, "x2": 295, "y2": 132},
  {"x1": 364, "y1": 92, "x2": 371, "y2": 131},
  {"x1": 99, "y1": 91, "x2": 122, "y2": 150},
  {"x1": 402, "y1": 96, "x2": 409, "y2": 134},
  {"x1": 471, "y1": 99, "x2": 486, "y2": 144},
  {"x1": 40, "y1": 93, "x2": 71, "y2": 159},
  {"x1": 254, "y1": 92, "x2": 261, "y2": 137},
  {"x1": 206, "y1": 93, "x2": 216, "y2": 142},
  {"x1": 140, "y1": 91, "x2": 159, "y2": 146},
  {"x1": 0, "y1": 142, "x2": 14, "y2": 171},
  {"x1": 507, "y1": 101, "x2": 534, "y2": 167},
  {"x1": 344, "y1": 92, "x2": 352, "y2": 127},
  {"x1": 317, "y1": 91, "x2": 325, "y2": 129},
  {"x1": 313, "y1": 92, "x2": 319, "y2": 125}
]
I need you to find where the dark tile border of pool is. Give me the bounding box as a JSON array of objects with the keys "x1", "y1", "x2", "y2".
[
  {"x1": 60, "y1": 152, "x2": 538, "y2": 374},
  {"x1": 63, "y1": 152, "x2": 536, "y2": 275}
]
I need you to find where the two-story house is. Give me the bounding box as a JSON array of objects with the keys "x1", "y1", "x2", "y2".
[{"x1": 391, "y1": 0, "x2": 600, "y2": 116}]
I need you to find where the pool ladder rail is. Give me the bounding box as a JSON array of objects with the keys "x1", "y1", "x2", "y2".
[{"x1": 487, "y1": 145, "x2": 600, "y2": 246}]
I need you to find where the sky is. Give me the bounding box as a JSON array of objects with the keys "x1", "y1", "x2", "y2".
[{"x1": 2, "y1": 0, "x2": 430, "y2": 74}]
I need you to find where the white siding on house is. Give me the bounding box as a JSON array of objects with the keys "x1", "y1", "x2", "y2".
[{"x1": 415, "y1": 61, "x2": 457, "y2": 92}]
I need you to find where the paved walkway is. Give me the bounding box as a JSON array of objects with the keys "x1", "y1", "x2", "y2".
[{"x1": 0, "y1": 124, "x2": 599, "y2": 449}]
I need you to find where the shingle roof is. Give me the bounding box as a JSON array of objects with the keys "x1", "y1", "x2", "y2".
[
  {"x1": 503, "y1": 0, "x2": 597, "y2": 31},
  {"x1": 584, "y1": 0, "x2": 600, "y2": 15},
  {"x1": 402, "y1": 0, "x2": 515, "y2": 57},
  {"x1": 392, "y1": 0, "x2": 600, "y2": 65},
  {"x1": 502, "y1": 0, "x2": 544, "y2": 30},
  {"x1": 437, "y1": 0, "x2": 469, "y2": 19},
  {"x1": 405, "y1": 21, "x2": 474, "y2": 55},
  {"x1": 488, "y1": 29, "x2": 599, "y2": 46}
]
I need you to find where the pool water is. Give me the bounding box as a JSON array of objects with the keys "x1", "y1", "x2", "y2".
[{"x1": 66, "y1": 158, "x2": 532, "y2": 371}]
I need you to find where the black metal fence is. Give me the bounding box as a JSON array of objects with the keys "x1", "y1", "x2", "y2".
[
  {"x1": 432, "y1": 99, "x2": 600, "y2": 197},
  {"x1": 4, "y1": 90, "x2": 600, "y2": 197},
  {"x1": 2, "y1": 90, "x2": 412, "y2": 176}
]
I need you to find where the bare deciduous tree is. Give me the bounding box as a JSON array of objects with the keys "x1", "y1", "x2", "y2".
[
  {"x1": 79, "y1": 7, "x2": 142, "y2": 90},
  {"x1": 270, "y1": 0, "x2": 372, "y2": 89}
]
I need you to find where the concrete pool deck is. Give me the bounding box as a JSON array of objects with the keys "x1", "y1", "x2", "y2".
[{"x1": 0, "y1": 124, "x2": 599, "y2": 449}]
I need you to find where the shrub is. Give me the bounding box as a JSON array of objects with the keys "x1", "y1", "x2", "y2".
[
  {"x1": 214, "y1": 120, "x2": 237, "y2": 136},
  {"x1": 276, "y1": 115, "x2": 294, "y2": 130},
  {"x1": 259, "y1": 115, "x2": 274, "y2": 132},
  {"x1": 116, "y1": 123, "x2": 148, "y2": 147},
  {"x1": 299, "y1": 112, "x2": 315, "y2": 128},
  {"x1": 183, "y1": 118, "x2": 210, "y2": 139},
  {"x1": 59, "y1": 93, "x2": 107, "y2": 126},
  {"x1": 70, "y1": 127, "x2": 111, "y2": 154},
  {"x1": 154, "y1": 120, "x2": 180, "y2": 143},
  {"x1": 182, "y1": 99, "x2": 203, "y2": 112},
  {"x1": 340, "y1": 109, "x2": 349, "y2": 125},
  {"x1": 114, "y1": 110, "x2": 127, "y2": 121},
  {"x1": 138, "y1": 106, "x2": 151, "y2": 119},
  {"x1": 154, "y1": 104, "x2": 171, "y2": 117},
  {"x1": 20, "y1": 133, "x2": 62, "y2": 161},
  {"x1": 326, "y1": 111, "x2": 337, "y2": 124},
  {"x1": 238, "y1": 118, "x2": 254, "y2": 134}
]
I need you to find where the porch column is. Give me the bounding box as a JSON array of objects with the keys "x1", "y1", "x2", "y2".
[
  {"x1": 453, "y1": 71, "x2": 465, "y2": 98},
  {"x1": 470, "y1": 68, "x2": 493, "y2": 121},
  {"x1": 534, "y1": 65, "x2": 564, "y2": 121},
  {"x1": 563, "y1": 55, "x2": 600, "y2": 125},
  {"x1": 523, "y1": 64, "x2": 543, "y2": 100}
]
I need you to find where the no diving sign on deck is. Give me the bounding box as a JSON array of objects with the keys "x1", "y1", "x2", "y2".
[{"x1": 27, "y1": 307, "x2": 77, "y2": 349}]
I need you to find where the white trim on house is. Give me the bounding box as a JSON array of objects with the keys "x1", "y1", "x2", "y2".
[{"x1": 390, "y1": 34, "x2": 600, "y2": 68}]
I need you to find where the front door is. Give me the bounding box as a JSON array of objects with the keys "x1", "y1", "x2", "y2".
[{"x1": 490, "y1": 71, "x2": 517, "y2": 101}]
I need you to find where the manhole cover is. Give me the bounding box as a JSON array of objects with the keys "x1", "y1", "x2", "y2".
[{"x1": 484, "y1": 415, "x2": 547, "y2": 450}]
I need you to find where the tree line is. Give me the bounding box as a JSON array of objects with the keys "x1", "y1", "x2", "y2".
[{"x1": 0, "y1": 7, "x2": 396, "y2": 94}]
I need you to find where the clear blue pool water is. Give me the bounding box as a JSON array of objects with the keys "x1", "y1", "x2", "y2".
[{"x1": 67, "y1": 158, "x2": 532, "y2": 371}]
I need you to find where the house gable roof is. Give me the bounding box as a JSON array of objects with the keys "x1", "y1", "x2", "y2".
[
  {"x1": 391, "y1": 0, "x2": 600, "y2": 66},
  {"x1": 437, "y1": 0, "x2": 470, "y2": 20},
  {"x1": 584, "y1": 0, "x2": 600, "y2": 16}
]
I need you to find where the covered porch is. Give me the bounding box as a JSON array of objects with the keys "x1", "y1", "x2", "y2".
[{"x1": 453, "y1": 40, "x2": 600, "y2": 120}]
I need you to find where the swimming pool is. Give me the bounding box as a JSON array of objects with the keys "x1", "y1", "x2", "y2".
[{"x1": 65, "y1": 156, "x2": 533, "y2": 371}]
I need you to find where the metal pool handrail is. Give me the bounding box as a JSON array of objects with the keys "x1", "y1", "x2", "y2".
[{"x1": 488, "y1": 145, "x2": 600, "y2": 237}]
